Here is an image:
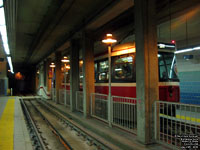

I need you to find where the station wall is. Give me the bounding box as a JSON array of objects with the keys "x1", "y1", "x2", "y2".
[{"x1": 176, "y1": 51, "x2": 200, "y2": 105}]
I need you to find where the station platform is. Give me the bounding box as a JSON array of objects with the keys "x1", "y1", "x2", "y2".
[
  {"x1": 44, "y1": 99, "x2": 171, "y2": 150},
  {"x1": 0, "y1": 96, "x2": 33, "y2": 150}
]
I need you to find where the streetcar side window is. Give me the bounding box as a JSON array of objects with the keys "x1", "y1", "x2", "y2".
[
  {"x1": 98, "y1": 60, "x2": 109, "y2": 82},
  {"x1": 95, "y1": 63, "x2": 98, "y2": 82},
  {"x1": 112, "y1": 54, "x2": 135, "y2": 82}
]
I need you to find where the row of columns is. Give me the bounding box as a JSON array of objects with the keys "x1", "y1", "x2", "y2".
[
  {"x1": 39, "y1": 0, "x2": 158, "y2": 145},
  {"x1": 51, "y1": 33, "x2": 94, "y2": 117}
]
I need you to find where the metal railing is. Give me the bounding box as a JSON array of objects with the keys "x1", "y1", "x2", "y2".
[
  {"x1": 58, "y1": 89, "x2": 70, "y2": 106},
  {"x1": 51, "y1": 88, "x2": 56, "y2": 102},
  {"x1": 65, "y1": 90, "x2": 70, "y2": 106},
  {"x1": 59, "y1": 89, "x2": 65, "y2": 104},
  {"x1": 112, "y1": 96, "x2": 137, "y2": 134},
  {"x1": 90, "y1": 93, "x2": 108, "y2": 122},
  {"x1": 76, "y1": 91, "x2": 83, "y2": 112},
  {"x1": 154, "y1": 101, "x2": 200, "y2": 149},
  {"x1": 90, "y1": 93, "x2": 137, "y2": 133}
]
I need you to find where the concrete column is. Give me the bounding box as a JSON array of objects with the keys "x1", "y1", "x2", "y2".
[
  {"x1": 135, "y1": 0, "x2": 158, "y2": 144},
  {"x1": 0, "y1": 56, "x2": 8, "y2": 96},
  {"x1": 43, "y1": 60, "x2": 47, "y2": 88},
  {"x1": 70, "y1": 39, "x2": 80, "y2": 111},
  {"x1": 38, "y1": 63, "x2": 45, "y2": 96},
  {"x1": 55, "y1": 51, "x2": 62, "y2": 104},
  {"x1": 82, "y1": 32, "x2": 95, "y2": 118},
  {"x1": 39, "y1": 64, "x2": 44, "y2": 87},
  {"x1": 35, "y1": 67, "x2": 39, "y2": 93},
  {"x1": 46, "y1": 58, "x2": 51, "y2": 92}
]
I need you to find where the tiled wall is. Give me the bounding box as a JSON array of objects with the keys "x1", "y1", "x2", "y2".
[{"x1": 177, "y1": 53, "x2": 200, "y2": 105}]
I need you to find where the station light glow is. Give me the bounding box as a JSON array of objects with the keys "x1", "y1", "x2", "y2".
[
  {"x1": 0, "y1": 0, "x2": 3, "y2": 7},
  {"x1": 0, "y1": 3, "x2": 14, "y2": 73},
  {"x1": 112, "y1": 48, "x2": 135, "y2": 56},
  {"x1": 7, "y1": 56, "x2": 13, "y2": 73},
  {"x1": 50, "y1": 62, "x2": 55, "y2": 68},
  {"x1": 102, "y1": 33, "x2": 117, "y2": 44},
  {"x1": 65, "y1": 65, "x2": 70, "y2": 69},
  {"x1": 175, "y1": 46, "x2": 200, "y2": 54},
  {"x1": 61, "y1": 59, "x2": 70, "y2": 63},
  {"x1": 157, "y1": 43, "x2": 175, "y2": 49},
  {"x1": 171, "y1": 40, "x2": 176, "y2": 44},
  {"x1": 115, "y1": 68, "x2": 122, "y2": 71},
  {"x1": 102, "y1": 38, "x2": 117, "y2": 44},
  {"x1": 61, "y1": 56, "x2": 70, "y2": 62},
  {"x1": 79, "y1": 60, "x2": 83, "y2": 64}
]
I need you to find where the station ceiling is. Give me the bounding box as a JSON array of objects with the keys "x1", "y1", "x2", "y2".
[{"x1": 3, "y1": 0, "x2": 200, "y2": 70}]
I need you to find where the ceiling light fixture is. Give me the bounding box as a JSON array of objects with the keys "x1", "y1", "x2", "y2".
[
  {"x1": 0, "y1": 3, "x2": 13, "y2": 73},
  {"x1": 61, "y1": 56, "x2": 70, "y2": 63},
  {"x1": 0, "y1": 0, "x2": 3, "y2": 7},
  {"x1": 175, "y1": 46, "x2": 200, "y2": 54},
  {"x1": 102, "y1": 34, "x2": 117, "y2": 44},
  {"x1": 50, "y1": 62, "x2": 55, "y2": 68}
]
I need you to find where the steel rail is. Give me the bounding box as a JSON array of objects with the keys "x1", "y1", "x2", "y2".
[
  {"x1": 28, "y1": 100, "x2": 73, "y2": 150},
  {"x1": 37, "y1": 99, "x2": 113, "y2": 150},
  {"x1": 20, "y1": 99, "x2": 48, "y2": 150}
]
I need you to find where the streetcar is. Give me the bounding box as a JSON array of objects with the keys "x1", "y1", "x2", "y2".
[
  {"x1": 61, "y1": 41, "x2": 180, "y2": 102},
  {"x1": 61, "y1": 42, "x2": 178, "y2": 103}
]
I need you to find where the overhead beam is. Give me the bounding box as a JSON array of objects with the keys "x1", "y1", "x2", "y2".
[
  {"x1": 38, "y1": 0, "x2": 200, "y2": 66},
  {"x1": 36, "y1": 0, "x2": 118, "y2": 65},
  {"x1": 95, "y1": 0, "x2": 200, "y2": 42},
  {"x1": 24, "y1": 0, "x2": 65, "y2": 64}
]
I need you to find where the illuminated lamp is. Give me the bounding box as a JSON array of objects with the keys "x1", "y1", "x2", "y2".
[
  {"x1": 102, "y1": 33, "x2": 117, "y2": 127},
  {"x1": 171, "y1": 40, "x2": 176, "y2": 44},
  {"x1": 65, "y1": 65, "x2": 70, "y2": 69},
  {"x1": 102, "y1": 34, "x2": 117, "y2": 44},
  {"x1": 15, "y1": 72, "x2": 23, "y2": 80},
  {"x1": 61, "y1": 56, "x2": 70, "y2": 63},
  {"x1": 175, "y1": 46, "x2": 200, "y2": 54},
  {"x1": 50, "y1": 62, "x2": 55, "y2": 68}
]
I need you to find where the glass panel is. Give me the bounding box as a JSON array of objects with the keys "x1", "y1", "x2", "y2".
[
  {"x1": 95, "y1": 63, "x2": 97, "y2": 82},
  {"x1": 98, "y1": 60, "x2": 108, "y2": 82},
  {"x1": 159, "y1": 52, "x2": 179, "y2": 81},
  {"x1": 158, "y1": 55, "x2": 167, "y2": 80},
  {"x1": 113, "y1": 54, "x2": 134, "y2": 80}
]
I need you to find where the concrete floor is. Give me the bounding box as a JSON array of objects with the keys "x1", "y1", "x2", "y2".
[
  {"x1": 44, "y1": 99, "x2": 172, "y2": 150},
  {"x1": 0, "y1": 96, "x2": 33, "y2": 150}
]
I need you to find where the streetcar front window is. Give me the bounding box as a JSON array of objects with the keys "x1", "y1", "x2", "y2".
[{"x1": 159, "y1": 52, "x2": 179, "y2": 81}]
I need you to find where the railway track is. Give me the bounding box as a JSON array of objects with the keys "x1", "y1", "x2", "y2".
[{"x1": 21, "y1": 98, "x2": 112, "y2": 150}]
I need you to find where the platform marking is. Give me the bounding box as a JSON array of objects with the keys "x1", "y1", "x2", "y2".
[
  {"x1": 0, "y1": 99, "x2": 15, "y2": 150},
  {"x1": 176, "y1": 115, "x2": 200, "y2": 123},
  {"x1": 160, "y1": 113, "x2": 200, "y2": 123}
]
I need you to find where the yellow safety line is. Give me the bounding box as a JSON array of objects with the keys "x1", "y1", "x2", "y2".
[
  {"x1": 176, "y1": 115, "x2": 200, "y2": 123},
  {"x1": 159, "y1": 113, "x2": 200, "y2": 123},
  {"x1": 0, "y1": 99, "x2": 15, "y2": 150}
]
